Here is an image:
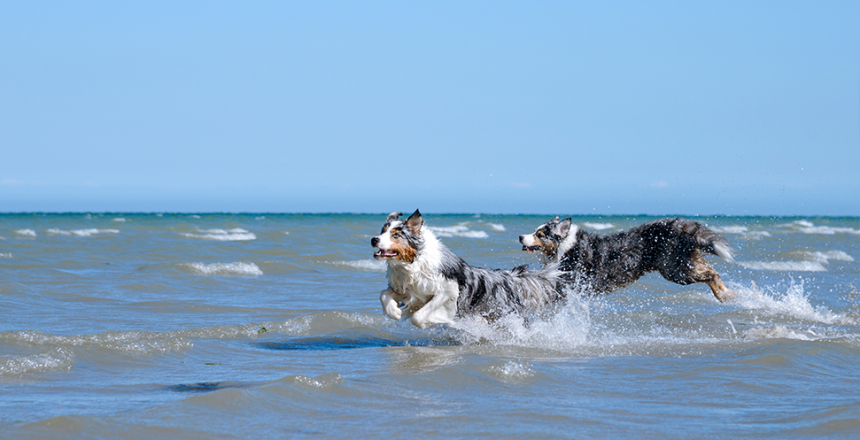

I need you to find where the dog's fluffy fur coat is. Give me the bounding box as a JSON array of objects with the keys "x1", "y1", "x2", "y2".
[
  {"x1": 519, "y1": 217, "x2": 733, "y2": 302},
  {"x1": 372, "y1": 210, "x2": 562, "y2": 328}
]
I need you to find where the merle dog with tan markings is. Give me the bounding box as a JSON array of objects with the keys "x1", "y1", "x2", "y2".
[
  {"x1": 519, "y1": 217, "x2": 734, "y2": 302},
  {"x1": 371, "y1": 210, "x2": 564, "y2": 328}
]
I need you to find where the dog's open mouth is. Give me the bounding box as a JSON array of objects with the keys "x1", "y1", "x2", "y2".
[
  {"x1": 374, "y1": 249, "x2": 398, "y2": 259},
  {"x1": 522, "y1": 245, "x2": 542, "y2": 253}
]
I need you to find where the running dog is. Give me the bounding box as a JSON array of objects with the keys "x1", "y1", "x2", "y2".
[
  {"x1": 371, "y1": 210, "x2": 563, "y2": 328},
  {"x1": 518, "y1": 217, "x2": 734, "y2": 302}
]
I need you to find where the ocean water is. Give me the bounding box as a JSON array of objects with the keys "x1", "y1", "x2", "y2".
[{"x1": 1, "y1": 213, "x2": 858, "y2": 438}]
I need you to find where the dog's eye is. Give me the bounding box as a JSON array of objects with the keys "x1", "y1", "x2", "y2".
[
  {"x1": 536, "y1": 231, "x2": 544, "y2": 238},
  {"x1": 391, "y1": 231, "x2": 400, "y2": 238}
]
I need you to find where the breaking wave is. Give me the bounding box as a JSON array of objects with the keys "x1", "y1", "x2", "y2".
[
  {"x1": 743, "y1": 325, "x2": 816, "y2": 341},
  {"x1": 785, "y1": 220, "x2": 860, "y2": 235},
  {"x1": 0, "y1": 348, "x2": 75, "y2": 377},
  {"x1": 804, "y1": 250, "x2": 853, "y2": 263},
  {"x1": 186, "y1": 262, "x2": 263, "y2": 276},
  {"x1": 730, "y1": 279, "x2": 854, "y2": 325},
  {"x1": 487, "y1": 223, "x2": 506, "y2": 231},
  {"x1": 181, "y1": 228, "x2": 256, "y2": 241},
  {"x1": 738, "y1": 249, "x2": 853, "y2": 272},
  {"x1": 0, "y1": 253, "x2": 12, "y2": 258},
  {"x1": 583, "y1": 223, "x2": 615, "y2": 230},
  {"x1": 427, "y1": 223, "x2": 488, "y2": 239},
  {"x1": 15, "y1": 229, "x2": 37, "y2": 237},
  {"x1": 47, "y1": 229, "x2": 120, "y2": 237},
  {"x1": 329, "y1": 260, "x2": 387, "y2": 271},
  {"x1": 738, "y1": 261, "x2": 827, "y2": 272}
]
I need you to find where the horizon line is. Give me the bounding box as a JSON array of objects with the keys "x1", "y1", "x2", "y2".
[{"x1": 1, "y1": 211, "x2": 857, "y2": 218}]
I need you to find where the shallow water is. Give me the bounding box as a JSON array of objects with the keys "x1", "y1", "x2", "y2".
[{"x1": 1, "y1": 213, "x2": 858, "y2": 438}]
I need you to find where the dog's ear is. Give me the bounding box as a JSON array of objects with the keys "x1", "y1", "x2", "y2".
[
  {"x1": 386, "y1": 212, "x2": 402, "y2": 223},
  {"x1": 555, "y1": 218, "x2": 572, "y2": 236},
  {"x1": 406, "y1": 209, "x2": 423, "y2": 234},
  {"x1": 552, "y1": 216, "x2": 560, "y2": 222}
]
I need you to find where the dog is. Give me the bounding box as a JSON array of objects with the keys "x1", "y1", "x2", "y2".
[
  {"x1": 518, "y1": 217, "x2": 734, "y2": 302},
  {"x1": 371, "y1": 210, "x2": 563, "y2": 328}
]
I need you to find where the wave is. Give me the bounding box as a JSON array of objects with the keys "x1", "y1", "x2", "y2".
[
  {"x1": 427, "y1": 223, "x2": 488, "y2": 239},
  {"x1": 743, "y1": 325, "x2": 816, "y2": 341},
  {"x1": 47, "y1": 228, "x2": 120, "y2": 237},
  {"x1": 730, "y1": 279, "x2": 854, "y2": 325},
  {"x1": 0, "y1": 313, "x2": 381, "y2": 373},
  {"x1": 186, "y1": 262, "x2": 263, "y2": 276},
  {"x1": 181, "y1": 228, "x2": 256, "y2": 241},
  {"x1": 0, "y1": 348, "x2": 75, "y2": 377},
  {"x1": 15, "y1": 229, "x2": 37, "y2": 237},
  {"x1": 485, "y1": 360, "x2": 536, "y2": 382},
  {"x1": 273, "y1": 373, "x2": 344, "y2": 389},
  {"x1": 804, "y1": 250, "x2": 853, "y2": 263},
  {"x1": 737, "y1": 261, "x2": 827, "y2": 272},
  {"x1": 487, "y1": 223, "x2": 506, "y2": 231},
  {"x1": 583, "y1": 222, "x2": 615, "y2": 230},
  {"x1": 0, "y1": 253, "x2": 12, "y2": 258},
  {"x1": 112, "y1": 218, "x2": 127, "y2": 222},
  {"x1": 709, "y1": 225, "x2": 771, "y2": 239},
  {"x1": 328, "y1": 260, "x2": 387, "y2": 271},
  {"x1": 786, "y1": 220, "x2": 860, "y2": 235},
  {"x1": 738, "y1": 249, "x2": 853, "y2": 272}
]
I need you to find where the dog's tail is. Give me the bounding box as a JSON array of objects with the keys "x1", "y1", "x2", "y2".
[
  {"x1": 681, "y1": 220, "x2": 733, "y2": 262},
  {"x1": 507, "y1": 262, "x2": 564, "y2": 310}
]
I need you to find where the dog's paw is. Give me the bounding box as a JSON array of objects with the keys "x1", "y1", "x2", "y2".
[{"x1": 384, "y1": 302, "x2": 403, "y2": 320}]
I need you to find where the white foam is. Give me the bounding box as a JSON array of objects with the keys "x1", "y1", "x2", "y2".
[
  {"x1": 189, "y1": 215, "x2": 201, "y2": 219},
  {"x1": 743, "y1": 325, "x2": 815, "y2": 341},
  {"x1": 583, "y1": 222, "x2": 615, "y2": 230},
  {"x1": 737, "y1": 261, "x2": 827, "y2": 272},
  {"x1": 47, "y1": 229, "x2": 120, "y2": 237},
  {"x1": 181, "y1": 228, "x2": 256, "y2": 241},
  {"x1": 0, "y1": 253, "x2": 12, "y2": 258},
  {"x1": 15, "y1": 229, "x2": 37, "y2": 237},
  {"x1": 255, "y1": 216, "x2": 266, "y2": 220},
  {"x1": 487, "y1": 223, "x2": 506, "y2": 231},
  {"x1": 112, "y1": 218, "x2": 127, "y2": 222},
  {"x1": 805, "y1": 250, "x2": 853, "y2": 263},
  {"x1": 330, "y1": 260, "x2": 387, "y2": 271},
  {"x1": 488, "y1": 360, "x2": 536, "y2": 380},
  {"x1": 0, "y1": 348, "x2": 75, "y2": 376},
  {"x1": 730, "y1": 280, "x2": 853, "y2": 325},
  {"x1": 187, "y1": 262, "x2": 263, "y2": 276},
  {"x1": 787, "y1": 220, "x2": 860, "y2": 235},
  {"x1": 451, "y1": 294, "x2": 592, "y2": 350},
  {"x1": 1, "y1": 330, "x2": 194, "y2": 355},
  {"x1": 427, "y1": 223, "x2": 488, "y2": 239},
  {"x1": 709, "y1": 225, "x2": 748, "y2": 234}
]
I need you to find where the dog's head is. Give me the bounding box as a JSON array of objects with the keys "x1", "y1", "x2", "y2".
[
  {"x1": 519, "y1": 216, "x2": 572, "y2": 260},
  {"x1": 371, "y1": 209, "x2": 424, "y2": 263}
]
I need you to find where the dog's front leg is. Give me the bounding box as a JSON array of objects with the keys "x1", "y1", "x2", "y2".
[
  {"x1": 411, "y1": 281, "x2": 459, "y2": 329},
  {"x1": 380, "y1": 288, "x2": 405, "y2": 320}
]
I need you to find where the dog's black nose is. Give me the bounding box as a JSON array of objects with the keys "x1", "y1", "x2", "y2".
[
  {"x1": 518, "y1": 235, "x2": 525, "y2": 242},
  {"x1": 371, "y1": 237, "x2": 379, "y2": 247}
]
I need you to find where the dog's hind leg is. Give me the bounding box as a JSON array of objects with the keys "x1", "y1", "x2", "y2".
[{"x1": 411, "y1": 281, "x2": 459, "y2": 329}]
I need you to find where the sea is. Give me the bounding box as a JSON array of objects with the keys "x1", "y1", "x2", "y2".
[{"x1": 1, "y1": 213, "x2": 858, "y2": 438}]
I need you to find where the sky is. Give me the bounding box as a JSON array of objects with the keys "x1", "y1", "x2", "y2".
[{"x1": 1, "y1": 1, "x2": 858, "y2": 215}]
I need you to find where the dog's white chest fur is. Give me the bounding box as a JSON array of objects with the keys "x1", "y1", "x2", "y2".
[{"x1": 379, "y1": 230, "x2": 459, "y2": 329}]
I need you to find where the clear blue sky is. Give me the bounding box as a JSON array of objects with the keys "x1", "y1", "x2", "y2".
[{"x1": 1, "y1": 1, "x2": 858, "y2": 215}]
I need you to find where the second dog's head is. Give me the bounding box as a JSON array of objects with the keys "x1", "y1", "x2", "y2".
[
  {"x1": 519, "y1": 216, "x2": 573, "y2": 260},
  {"x1": 371, "y1": 209, "x2": 424, "y2": 263}
]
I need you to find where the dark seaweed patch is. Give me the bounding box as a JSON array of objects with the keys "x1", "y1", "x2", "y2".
[{"x1": 166, "y1": 382, "x2": 231, "y2": 393}]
